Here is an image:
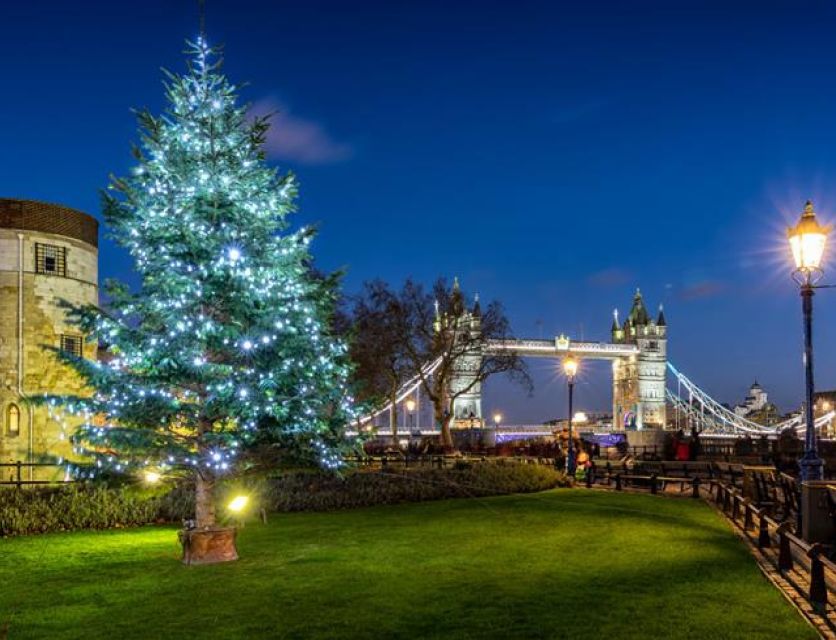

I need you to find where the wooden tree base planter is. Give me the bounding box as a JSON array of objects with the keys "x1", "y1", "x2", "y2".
[{"x1": 178, "y1": 527, "x2": 239, "y2": 565}]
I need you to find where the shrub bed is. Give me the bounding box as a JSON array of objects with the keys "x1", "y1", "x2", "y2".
[
  {"x1": 1, "y1": 461, "x2": 568, "y2": 537},
  {"x1": 0, "y1": 485, "x2": 164, "y2": 536},
  {"x1": 262, "y1": 461, "x2": 569, "y2": 512}
]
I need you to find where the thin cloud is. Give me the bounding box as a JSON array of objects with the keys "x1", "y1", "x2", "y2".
[
  {"x1": 677, "y1": 280, "x2": 726, "y2": 301},
  {"x1": 586, "y1": 267, "x2": 632, "y2": 288},
  {"x1": 251, "y1": 98, "x2": 353, "y2": 165}
]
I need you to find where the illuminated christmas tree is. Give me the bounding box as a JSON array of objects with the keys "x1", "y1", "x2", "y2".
[{"x1": 47, "y1": 38, "x2": 353, "y2": 535}]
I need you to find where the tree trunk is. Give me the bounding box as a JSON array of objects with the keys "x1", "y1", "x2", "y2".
[
  {"x1": 195, "y1": 473, "x2": 217, "y2": 529},
  {"x1": 179, "y1": 471, "x2": 238, "y2": 565},
  {"x1": 436, "y1": 405, "x2": 455, "y2": 451},
  {"x1": 390, "y1": 385, "x2": 398, "y2": 446}
]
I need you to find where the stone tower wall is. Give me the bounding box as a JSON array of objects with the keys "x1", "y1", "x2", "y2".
[
  {"x1": 635, "y1": 324, "x2": 667, "y2": 428},
  {"x1": 611, "y1": 295, "x2": 668, "y2": 430},
  {"x1": 0, "y1": 200, "x2": 98, "y2": 479}
]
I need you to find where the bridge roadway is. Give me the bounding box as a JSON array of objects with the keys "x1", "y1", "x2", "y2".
[{"x1": 486, "y1": 338, "x2": 638, "y2": 360}]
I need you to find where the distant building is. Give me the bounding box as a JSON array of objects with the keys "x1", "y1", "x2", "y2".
[
  {"x1": 813, "y1": 390, "x2": 836, "y2": 437},
  {"x1": 734, "y1": 382, "x2": 767, "y2": 416},
  {"x1": 733, "y1": 381, "x2": 779, "y2": 425}
]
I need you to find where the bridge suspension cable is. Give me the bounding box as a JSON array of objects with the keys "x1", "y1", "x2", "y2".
[
  {"x1": 357, "y1": 358, "x2": 442, "y2": 425},
  {"x1": 667, "y1": 362, "x2": 834, "y2": 436}
]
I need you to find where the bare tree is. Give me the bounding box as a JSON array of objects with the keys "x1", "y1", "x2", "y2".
[
  {"x1": 394, "y1": 278, "x2": 530, "y2": 450},
  {"x1": 347, "y1": 281, "x2": 413, "y2": 442}
]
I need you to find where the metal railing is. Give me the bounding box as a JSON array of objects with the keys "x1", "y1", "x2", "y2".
[
  {"x1": 709, "y1": 479, "x2": 835, "y2": 623},
  {"x1": 0, "y1": 462, "x2": 69, "y2": 488},
  {"x1": 344, "y1": 452, "x2": 560, "y2": 470},
  {"x1": 583, "y1": 461, "x2": 834, "y2": 623}
]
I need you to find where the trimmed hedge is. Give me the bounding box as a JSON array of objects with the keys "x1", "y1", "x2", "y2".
[
  {"x1": 1, "y1": 461, "x2": 568, "y2": 537},
  {"x1": 0, "y1": 485, "x2": 163, "y2": 536},
  {"x1": 262, "y1": 461, "x2": 569, "y2": 512}
]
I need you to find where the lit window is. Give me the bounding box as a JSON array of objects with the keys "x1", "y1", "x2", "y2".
[
  {"x1": 35, "y1": 243, "x2": 67, "y2": 276},
  {"x1": 7, "y1": 404, "x2": 20, "y2": 436},
  {"x1": 61, "y1": 334, "x2": 83, "y2": 358}
]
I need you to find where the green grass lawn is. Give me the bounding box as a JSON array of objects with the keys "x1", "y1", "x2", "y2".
[{"x1": 0, "y1": 489, "x2": 815, "y2": 640}]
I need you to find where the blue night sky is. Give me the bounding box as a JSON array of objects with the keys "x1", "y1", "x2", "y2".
[{"x1": 3, "y1": 1, "x2": 836, "y2": 422}]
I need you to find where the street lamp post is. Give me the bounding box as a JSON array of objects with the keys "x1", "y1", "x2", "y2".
[
  {"x1": 563, "y1": 357, "x2": 579, "y2": 476},
  {"x1": 405, "y1": 398, "x2": 416, "y2": 434},
  {"x1": 493, "y1": 412, "x2": 502, "y2": 429},
  {"x1": 787, "y1": 200, "x2": 831, "y2": 482}
]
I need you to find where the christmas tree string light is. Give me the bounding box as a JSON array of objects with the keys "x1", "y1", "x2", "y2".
[{"x1": 43, "y1": 37, "x2": 355, "y2": 527}]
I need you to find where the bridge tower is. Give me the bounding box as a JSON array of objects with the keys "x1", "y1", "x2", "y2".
[
  {"x1": 611, "y1": 290, "x2": 667, "y2": 429},
  {"x1": 436, "y1": 278, "x2": 483, "y2": 427}
]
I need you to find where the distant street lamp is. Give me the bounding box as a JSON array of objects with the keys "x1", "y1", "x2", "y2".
[
  {"x1": 405, "y1": 398, "x2": 416, "y2": 433},
  {"x1": 563, "y1": 357, "x2": 579, "y2": 476},
  {"x1": 787, "y1": 200, "x2": 831, "y2": 481}
]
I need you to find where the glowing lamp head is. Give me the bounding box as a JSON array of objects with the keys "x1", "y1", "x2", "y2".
[
  {"x1": 573, "y1": 411, "x2": 588, "y2": 424},
  {"x1": 493, "y1": 412, "x2": 502, "y2": 425},
  {"x1": 788, "y1": 200, "x2": 830, "y2": 274},
  {"x1": 228, "y1": 495, "x2": 249, "y2": 513},
  {"x1": 143, "y1": 470, "x2": 161, "y2": 484},
  {"x1": 405, "y1": 399, "x2": 416, "y2": 412},
  {"x1": 563, "y1": 357, "x2": 579, "y2": 379}
]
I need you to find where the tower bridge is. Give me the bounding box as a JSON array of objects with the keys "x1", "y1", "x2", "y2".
[
  {"x1": 451, "y1": 288, "x2": 667, "y2": 431},
  {"x1": 358, "y1": 284, "x2": 833, "y2": 438}
]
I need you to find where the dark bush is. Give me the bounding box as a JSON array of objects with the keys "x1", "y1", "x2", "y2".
[
  {"x1": 260, "y1": 461, "x2": 569, "y2": 512},
  {"x1": 1, "y1": 461, "x2": 568, "y2": 537},
  {"x1": 0, "y1": 484, "x2": 164, "y2": 537}
]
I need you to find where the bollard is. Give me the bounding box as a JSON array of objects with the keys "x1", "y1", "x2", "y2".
[
  {"x1": 650, "y1": 473, "x2": 658, "y2": 495},
  {"x1": 615, "y1": 474, "x2": 622, "y2": 491},
  {"x1": 795, "y1": 490, "x2": 803, "y2": 537},
  {"x1": 691, "y1": 476, "x2": 700, "y2": 499},
  {"x1": 757, "y1": 512, "x2": 771, "y2": 549},
  {"x1": 743, "y1": 504, "x2": 754, "y2": 531},
  {"x1": 586, "y1": 466, "x2": 593, "y2": 489},
  {"x1": 776, "y1": 523, "x2": 793, "y2": 573},
  {"x1": 715, "y1": 484, "x2": 725, "y2": 506},
  {"x1": 808, "y1": 544, "x2": 829, "y2": 614},
  {"x1": 723, "y1": 488, "x2": 732, "y2": 513},
  {"x1": 731, "y1": 494, "x2": 740, "y2": 521}
]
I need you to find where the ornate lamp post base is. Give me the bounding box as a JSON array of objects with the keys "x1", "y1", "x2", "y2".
[{"x1": 799, "y1": 452, "x2": 824, "y2": 482}]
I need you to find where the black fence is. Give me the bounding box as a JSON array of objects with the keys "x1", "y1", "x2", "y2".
[
  {"x1": 0, "y1": 462, "x2": 69, "y2": 488},
  {"x1": 583, "y1": 460, "x2": 834, "y2": 623},
  {"x1": 343, "y1": 452, "x2": 559, "y2": 470}
]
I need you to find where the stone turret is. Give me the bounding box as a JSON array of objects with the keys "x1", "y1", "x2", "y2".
[
  {"x1": 611, "y1": 308, "x2": 624, "y2": 342},
  {"x1": 611, "y1": 289, "x2": 667, "y2": 430},
  {"x1": 436, "y1": 278, "x2": 483, "y2": 426}
]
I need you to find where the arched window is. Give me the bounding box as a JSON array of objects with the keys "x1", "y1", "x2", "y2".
[{"x1": 7, "y1": 404, "x2": 20, "y2": 436}]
